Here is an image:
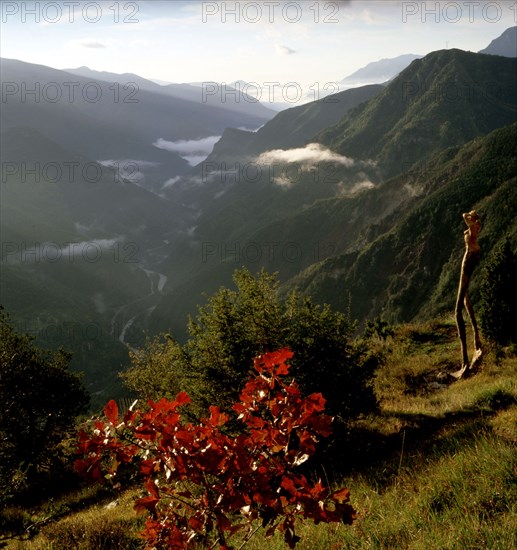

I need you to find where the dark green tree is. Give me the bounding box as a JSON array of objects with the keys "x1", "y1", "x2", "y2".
[
  {"x1": 121, "y1": 268, "x2": 378, "y2": 423},
  {"x1": 0, "y1": 307, "x2": 89, "y2": 499},
  {"x1": 478, "y1": 238, "x2": 517, "y2": 346},
  {"x1": 121, "y1": 334, "x2": 190, "y2": 402}
]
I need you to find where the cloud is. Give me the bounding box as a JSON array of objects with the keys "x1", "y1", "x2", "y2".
[
  {"x1": 93, "y1": 293, "x2": 107, "y2": 314},
  {"x1": 6, "y1": 238, "x2": 123, "y2": 265},
  {"x1": 276, "y1": 44, "x2": 298, "y2": 55},
  {"x1": 79, "y1": 40, "x2": 107, "y2": 49},
  {"x1": 60, "y1": 239, "x2": 121, "y2": 256},
  {"x1": 237, "y1": 125, "x2": 263, "y2": 133},
  {"x1": 153, "y1": 136, "x2": 221, "y2": 166},
  {"x1": 181, "y1": 155, "x2": 208, "y2": 167},
  {"x1": 257, "y1": 143, "x2": 357, "y2": 167},
  {"x1": 162, "y1": 176, "x2": 182, "y2": 189},
  {"x1": 74, "y1": 221, "x2": 93, "y2": 235},
  {"x1": 255, "y1": 143, "x2": 376, "y2": 188},
  {"x1": 345, "y1": 180, "x2": 376, "y2": 194}
]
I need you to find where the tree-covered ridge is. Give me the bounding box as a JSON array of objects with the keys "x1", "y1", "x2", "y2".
[
  {"x1": 317, "y1": 49, "x2": 517, "y2": 178},
  {"x1": 286, "y1": 122, "x2": 517, "y2": 325},
  {"x1": 479, "y1": 237, "x2": 517, "y2": 347}
]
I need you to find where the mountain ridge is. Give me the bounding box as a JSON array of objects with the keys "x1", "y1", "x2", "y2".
[
  {"x1": 287, "y1": 122, "x2": 517, "y2": 323},
  {"x1": 318, "y1": 49, "x2": 517, "y2": 178},
  {"x1": 146, "y1": 49, "x2": 517, "y2": 337},
  {"x1": 340, "y1": 54, "x2": 423, "y2": 85},
  {"x1": 478, "y1": 26, "x2": 517, "y2": 57},
  {"x1": 63, "y1": 65, "x2": 276, "y2": 120}
]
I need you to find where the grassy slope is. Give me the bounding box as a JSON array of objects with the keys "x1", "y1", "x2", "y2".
[{"x1": 4, "y1": 317, "x2": 516, "y2": 549}]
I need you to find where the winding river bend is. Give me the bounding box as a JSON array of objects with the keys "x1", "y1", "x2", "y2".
[{"x1": 110, "y1": 263, "x2": 168, "y2": 348}]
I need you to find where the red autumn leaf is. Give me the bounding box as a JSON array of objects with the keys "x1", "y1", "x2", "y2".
[
  {"x1": 280, "y1": 476, "x2": 299, "y2": 497},
  {"x1": 330, "y1": 487, "x2": 350, "y2": 504},
  {"x1": 140, "y1": 459, "x2": 159, "y2": 476},
  {"x1": 104, "y1": 399, "x2": 118, "y2": 425},
  {"x1": 208, "y1": 406, "x2": 228, "y2": 426},
  {"x1": 275, "y1": 362, "x2": 290, "y2": 376},
  {"x1": 233, "y1": 402, "x2": 246, "y2": 415},
  {"x1": 188, "y1": 516, "x2": 204, "y2": 531},
  {"x1": 73, "y1": 458, "x2": 91, "y2": 477},
  {"x1": 250, "y1": 429, "x2": 268, "y2": 444},
  {"x1": 94, "y1": 420, "x2": 106, "y2": 431},
  {"x1": 307, "y1": 414, "x2": 333, "y2": 437},
  {"x1": 306, "y1": 392, "x2": 326, "y2": 412},
  {"x1": 134, "y1": 495, "x2": 160, "y2": 514},
  {"x1": 145, "y1": 477, "x2": 160, "y2": 499},
  {"x1": 264, "y1": 348, "x2": 294, "y2": 368},
  {"x1": 175, "y1": 391, "x2": 191, "y2": 407},
  {"x1": 246, "y1": 416, "x2": 265, "y2": 429},
  {"x1": 309, "y1": 480, "x2": 327, "y2": 499}
]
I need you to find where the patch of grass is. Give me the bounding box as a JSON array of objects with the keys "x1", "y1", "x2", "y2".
[
  {"x1": 240, "y1": 428, "x2": 516, "y2": 550},
  {"x1": 373, "y1": 316, "x2": 517, "y2": 419},
  {"x1": 489, "y1": 406, "x2": 517, "y2": 441},
  {"x1": 0, "y1": 484, "x2": 131, "y2": 549},
  {"x1": 334, "y1": 432, "x2": 517, "y2": 550},
  {"x1": 6, "y1": 490, "x2": 144, "y2": 550}
]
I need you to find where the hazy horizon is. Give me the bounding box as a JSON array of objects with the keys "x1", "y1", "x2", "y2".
[{"x1": 1, "y1": 1, "x2": 515, "y2": 106}]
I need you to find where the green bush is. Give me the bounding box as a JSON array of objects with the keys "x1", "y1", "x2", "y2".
[
  {"x1": 0, "y1": 306, "x2": 89, "y2": 503},
  {"x1": 121, "y1": 268, "x2": 379, "y2": 424},
  {"x1": 479, "y1": 238, "x2": 517, "y2": 346}
]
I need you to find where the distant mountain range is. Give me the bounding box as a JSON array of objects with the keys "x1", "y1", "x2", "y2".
[
  {"x1": 64, "y1": 67, "x2": 276, "y2": 120},
  {"x1": 479, "y1": 26, "x2": 517, "y2": 57},
  {"x1": 1, "y1": 58, "x2": 275, "y2": 194},
  {"x1": 340, "y1": 54, "x2": 423, "y2": 86}
]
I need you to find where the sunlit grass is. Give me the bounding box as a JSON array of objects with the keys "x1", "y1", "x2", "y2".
[
  {"x1": 6, "y1": 489, "x2": 144, "y2": 550},
  {"x1": 374, "y1": 316, "x2": 517, "y2": 419}
]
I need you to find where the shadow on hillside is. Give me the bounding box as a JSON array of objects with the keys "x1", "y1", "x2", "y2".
[
  {"x1": 317, "y1": 389, "x2": 516, "y2": 482},
  {"x1": 404, "y1": 322, "x2": 457, "y2": 346}
]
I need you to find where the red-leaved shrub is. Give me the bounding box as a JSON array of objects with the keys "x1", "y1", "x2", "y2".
[{"x1": 76, "y1": 348, "x2": 355, "y2": 549}]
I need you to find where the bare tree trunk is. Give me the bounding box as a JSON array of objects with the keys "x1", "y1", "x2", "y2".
[{"x1": 452, "y1": 210, "x2": 482, "y2": 379}]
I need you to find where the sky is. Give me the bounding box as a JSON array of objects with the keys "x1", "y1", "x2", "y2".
[{"x1": 1, "y1": 0, "x2": 516, "y2": 103}]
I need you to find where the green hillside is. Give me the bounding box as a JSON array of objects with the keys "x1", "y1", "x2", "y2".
[
  {"x1": 317, "y1": 49, "x2": 517, "y2": 178},
  {"x1": 149, "y1": 50, "x2": 517, "y2": 338},
  {"x1": 239, "y1": 84, "x2": 384, "y2": 155},
  {"x1": 287, "y1": 122, "x2": 517, "y2": 324},
  {"x1": 0, "y1": 127, "x2": 183, "y2": 405}
]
